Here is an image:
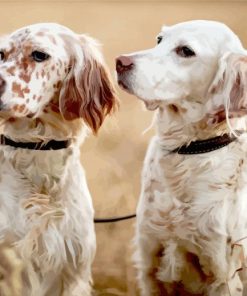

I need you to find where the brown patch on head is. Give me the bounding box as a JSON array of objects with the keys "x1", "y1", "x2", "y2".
[
  {"x1": 19, "y1": 72, "x2": 31, "y2": 83},
  {"x1": 19, "y1": 56, "x2": 30, "y2": 71},
  {"x1": 5, "y1": 46, "x2": 17, "y2": 60}
]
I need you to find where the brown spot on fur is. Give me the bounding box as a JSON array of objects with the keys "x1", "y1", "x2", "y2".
[
  {"x1": 33, "y1": 95, "x2": 36, "y2": 100},
  {"x1": 20, "y1": 56, "x2": 29, "y2": 71},
  {"x1": 50, "y1": 104, "x2": 60, "y2": 113},
  {"x1": 5, "y1": 46, "x2": 16, "y2": 59},
  {"x1": 51, "y1": 65, "x2": 55, "y2": 71},
  {"x1": 12, "y1": 82, "x2": 25, "y2": 98},
  {"x1": 19, "y1": 72, "x2": 31, "y2": 83},
  {"x1": 13, "y1": 105, "x2": 18, "y2": 111},
  {"x1": 145, "y1": 179, "x2": 164, "y2": 193},
  {"x1": 37, "y1": 96, "x2": 42, "y2": 102},
  {"x1": 186, "y1": 252, "x2": 213, "y2": 284},
  {"x1": 18, "y1": 104, "x2": 25, "y2": 113},
  {"x1": 23, "y1": 86, "x2": 30, "y2": 94},
  {"x1": 6, "y1": 66, "x2": 15, "y2": 76},
  {"x1": 56, "y1": 81, "x2": 62, "y2": 89},
  {"x1": 168, "y1": 104, "x2": 179, "y2": 113},
  {"x1": 146, "y1": 246, "x2": 167, "y2": 295},
  {"x1": 8, "y1": 118, "x2": 16, "y2": 123}
]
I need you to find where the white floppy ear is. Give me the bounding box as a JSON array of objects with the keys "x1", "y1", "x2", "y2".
[{"x1": 205, "y1": 53, "x2": 247, "y2": 125}]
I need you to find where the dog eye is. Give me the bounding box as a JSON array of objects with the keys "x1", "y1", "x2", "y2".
[
  {"x1": 31, "y1": 51, "x2": 50, "y2": 62},
  {"x1": 0, "y1": 51, "x2": 5, "y2": 61},
  {"x1": 157, "y1": 36, "x2": 163, "y2": 44},
  {"x1": 176, "y1": 46, "x2": 195, "y2": 58}
]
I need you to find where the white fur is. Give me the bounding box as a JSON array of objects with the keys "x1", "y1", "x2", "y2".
[
  {"x1": 0, "y1": 23, "x2": 117, "y2": 296},
  {"x1": 117, "y1": 20, "x2": 247, "y2": 295}
]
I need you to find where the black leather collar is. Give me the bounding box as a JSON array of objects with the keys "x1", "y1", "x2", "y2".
[
  {"x1": 0, "y1": 135, "x2": 71, "y2": 150},
  {"x1": 172, "y1": 134, "x2": 236, "y2": 155}
]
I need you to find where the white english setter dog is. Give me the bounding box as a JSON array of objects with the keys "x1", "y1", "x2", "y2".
[
  {"x1": 116, "y1": 20, "x2": 247, "y2": 295},
  {"x1": 0, "y1": 23, "x2": 117, "y2": 296}
]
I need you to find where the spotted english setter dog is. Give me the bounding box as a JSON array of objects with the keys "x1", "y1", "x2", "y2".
[
  {"x1": 117, "y1": 20, "x2": 247, "y2": 295},
  {"x1": 0, "y1": 23, "x2": 117, "y2": 296}
]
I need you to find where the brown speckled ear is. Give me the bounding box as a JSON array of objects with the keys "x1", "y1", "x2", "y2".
[
  {"x1": 205, "y1": 53, "x2": 247, "y2": 125},
  {"x1": 59, "y1": 35, "x2": 118, "y2": 134}
]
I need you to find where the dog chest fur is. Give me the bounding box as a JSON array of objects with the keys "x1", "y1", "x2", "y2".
[
  {"x1": 137, "y1": 135, "x2": 247, "y2": 292},
  {"x1": 0, "y1": 146, "x2": 95, "y2": 295}
]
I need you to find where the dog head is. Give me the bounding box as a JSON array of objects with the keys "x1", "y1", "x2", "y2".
[
  {"x1": 116, "y1": 20, "x2": 247, "y2": 127},
  {"x1": 0, "y1": 23, "x2": 117, "y2": 133}
]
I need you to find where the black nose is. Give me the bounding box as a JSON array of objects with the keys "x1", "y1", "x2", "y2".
[{"x1": 116, "y1": 55, "x2": 134, "y2": 74}]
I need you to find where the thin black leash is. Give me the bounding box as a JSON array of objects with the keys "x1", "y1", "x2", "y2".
[{"x1": 94, "y1": 213, "x2": 136, "y2": 223}]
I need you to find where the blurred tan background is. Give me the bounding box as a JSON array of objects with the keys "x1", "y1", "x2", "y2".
[{"x1": 0, "y1": 0, "x2": 246, "y2": 295}]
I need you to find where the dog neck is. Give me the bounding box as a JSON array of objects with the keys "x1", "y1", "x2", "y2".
[
  {"x1": 0, "y1": 111, "x2": 86, "y2": 145},
  {"x1": 155, "y1": 102, "x2": 243, "y2": 151}
]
